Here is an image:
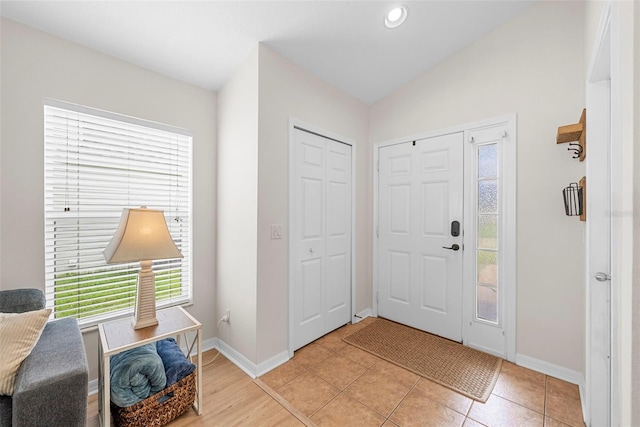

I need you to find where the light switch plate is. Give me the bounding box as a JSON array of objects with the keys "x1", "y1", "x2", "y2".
[{"x1": 270, "y1": 224, "x2": 283, "y2": 240}]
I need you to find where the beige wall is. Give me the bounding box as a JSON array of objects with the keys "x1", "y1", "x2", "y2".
[
  {"x1": 0, "y1": 18, "x2": 217, "y2": 380},
  {"x1": 216, "y1": 44, "x2": 369, "y2": 365},
  {"x1": 216, "y1": 47, "x2": 259, "y2": 361},
  {"x1": 633, "y1": 3, "x2": 640, "y2": 424},
  {"x1": 2, "y1": 0, "x2": 622, "y2": 386},
  {"x1": 369, "y1": 2, "x2": 586, "y2": 372},
  {"x1": 255, "y1": 45, "x2": 370, "y2": 363}
]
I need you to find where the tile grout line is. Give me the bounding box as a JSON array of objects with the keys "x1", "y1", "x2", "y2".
[
  {"x1": 314, "y1": 337, "x2": 480, "y2": 424},
  {"x1": 383, "y1": 375, "x2": 422, "y2": 425},
  {"x1": 315, "y1": 340, "x2": 401, "y2": 423},
  {"x1": 353, "y1": 359, "x2": 397, "y2": 423},
  {"x1": 253, "y1": 377, "x2": 317, "y2": 427},
  {"x1": 297, "y1": 339, "x2": 375, "y2": 421},
  {"x1": 312, "y1": 342, "x2": 378, "y2": 419},
  {"x1": 281, "y1": 324, "x2": 583, "y2": 427}
]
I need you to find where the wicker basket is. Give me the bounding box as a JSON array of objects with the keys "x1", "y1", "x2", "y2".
[{"x1": 111, "y1": 371, "x2": 196, "y2": 427}]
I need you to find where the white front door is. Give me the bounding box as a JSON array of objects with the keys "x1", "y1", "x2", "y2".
[
  {"x1": 377, "y1": 133, "x2": 464, "y2": 342},
  {"x1": 292, "y1": 128, "x2": 352, "y2": 351}
]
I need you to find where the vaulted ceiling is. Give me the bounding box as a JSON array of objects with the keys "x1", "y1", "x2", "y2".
[{"x1": 0, "y1": 1, "x2": 535, "y2": 104}]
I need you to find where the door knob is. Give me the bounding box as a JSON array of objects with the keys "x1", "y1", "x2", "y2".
[
  {"x1": 309, "y1": 248, "x2": 315, "y2": 253},
  {"x1": 442, "y1": 244, "x2": 460, "y2": 251},
  {"x1": 594, "y1": 272, "x2": 611, "y2": 282}
]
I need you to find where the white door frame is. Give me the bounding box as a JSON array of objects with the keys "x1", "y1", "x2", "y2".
[
  {"x1": 584, "y1": 3, "x2": 611, "y2": 425},
  {"x1": 462, "y1": 119, "x2": 517, "y2": 361},
  {"x1": 372, "y1": 114, "x2": 516, "y2": 362},
  {"x1": 288, "y1": 118, "x2": 357, "y2": 357},
  {"x1": 585, "y1": 2, "x2": 635, "y2": 425},
  {"x1": 610, "y1": 2, "x2": 636, "y2": 424}
]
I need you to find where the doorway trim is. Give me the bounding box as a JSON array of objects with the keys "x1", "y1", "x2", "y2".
[
  {"x1": 584, "y1": 3, "x2": 612, "y2": 426},
  {"x1": 372, "y1": 114, "x2": 516, "y2": 362},
  {"x1": 585, "y1": 1, "x2": 638, "y2": 425},
  {"x1": 609, "y1": 2, "x2": 635, "y2": 424},
  {"x1": 287, "y1": 117, "x2": 357, "y2": 358},
  {"x1": 584, "y1": 1, "x2": 635, "y2": 425}
]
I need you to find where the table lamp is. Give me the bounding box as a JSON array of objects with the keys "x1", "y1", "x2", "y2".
[{"x1": 103, "y1": 206, "x2": 183, "y2": 329}]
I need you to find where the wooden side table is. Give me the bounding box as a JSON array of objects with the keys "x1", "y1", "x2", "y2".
[{"x1": 98, "y1": 306, "x2": 202, "y2": 427}]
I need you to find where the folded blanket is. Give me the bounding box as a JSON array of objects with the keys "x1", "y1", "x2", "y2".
[
  {"x1": 110, "y1": 343, "x2": 167, "y2": 407},
  {"x1": 156, "y1": 338, "x2": 196, "y2": 386}
]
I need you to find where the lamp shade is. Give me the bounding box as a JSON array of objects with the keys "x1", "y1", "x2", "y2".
[{"x1": 103, "y1": 207, "x2": 183, "y2": 264}]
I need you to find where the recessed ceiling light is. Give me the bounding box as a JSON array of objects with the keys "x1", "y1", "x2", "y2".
[{"x1": 385, "y1": 6, "x2": 408, "y2": 29}]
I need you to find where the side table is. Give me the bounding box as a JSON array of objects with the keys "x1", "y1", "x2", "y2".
[{"x1": 97, "y1": 306, "x2": 202, "y2": 426}]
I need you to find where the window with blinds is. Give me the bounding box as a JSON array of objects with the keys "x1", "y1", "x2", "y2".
[{"x1": 44, "y1": 100, "x2": 192, "y2": 327}]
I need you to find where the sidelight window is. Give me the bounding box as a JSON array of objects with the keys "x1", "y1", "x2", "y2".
[{"x1": 475, "y1": 142, "x2": 499, "y2": 323}]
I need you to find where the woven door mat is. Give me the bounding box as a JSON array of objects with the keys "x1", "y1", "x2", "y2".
[{"x1": 343, "y1": 318, "x2": 502, "y2": 402}]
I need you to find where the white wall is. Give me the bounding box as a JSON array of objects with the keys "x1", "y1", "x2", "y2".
[
  {"x1": 255, "y1": 45, "x2": 370, "y2": 363},
  {"x1": 216, "y1": 44, "x2": 369, "y2": 366},
  {"x1": 0, "y1": 0, "x2": 606, "y2": 385},
  {"x1": 216, "y1": 47, "x2": 259, "y2": 361},
  {"x1": 369, "y1": 2, "x2": 586, "y2": 373},
  {"x1": 633, "y1": 4, "x2": 640, "y2": 424},
  {"x1": 0, "y1": 18, "x2": 217, "y2": 380}
]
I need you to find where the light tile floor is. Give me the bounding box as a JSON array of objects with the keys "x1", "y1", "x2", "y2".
[{"x1": 259, "y1": 317, "x2": 585, "y2": 427}]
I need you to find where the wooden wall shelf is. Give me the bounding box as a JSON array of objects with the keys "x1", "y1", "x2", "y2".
[{"x1": 557, "y1": 108, "x2": 586, "y2": 161}]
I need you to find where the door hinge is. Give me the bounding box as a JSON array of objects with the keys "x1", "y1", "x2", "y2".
[
  {"x1": 376, "y1": 226, "x2": 379, "y2": 238},
  {"x1": 377, "y1": 160, "x2": 380, "y2": 172},
  {"x1": 376, "y1": 291, "x2": 379, "y2": 303}
]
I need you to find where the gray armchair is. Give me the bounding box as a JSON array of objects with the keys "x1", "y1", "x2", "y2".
[{"x1": 0, "y1": 289, "x2": 89, "y2": 427}]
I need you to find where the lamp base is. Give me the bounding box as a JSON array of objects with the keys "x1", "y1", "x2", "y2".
[
  {"x1": 134, "y1": 260, "x2": 158, "y2": 330},
  {"x1": 133, "y1": 316, "x2": 159, "y2": 330}
]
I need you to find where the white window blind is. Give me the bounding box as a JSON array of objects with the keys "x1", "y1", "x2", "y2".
[{"x1": 44, "y1": 100, "x2": 192, "y2": 327}]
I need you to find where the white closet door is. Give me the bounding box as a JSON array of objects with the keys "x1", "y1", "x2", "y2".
[
  {"x1": 378, "y1": 132, "x2": 464, "y2": 342},
  {"x1": 293, "y1": 128, "x2": 351, "y2": 350}
]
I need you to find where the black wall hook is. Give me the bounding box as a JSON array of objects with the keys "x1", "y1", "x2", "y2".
[{"x1": 567, "y1": 142, "x2": 583, "y2": 159}]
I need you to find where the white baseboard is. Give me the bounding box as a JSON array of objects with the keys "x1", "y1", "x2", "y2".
[
  {"x1": 353, "y1": 308, "x2": 373, "y2": 323},
  {"x1": 515, "y1": 353, "x2": 584, "y2": 385},
  {"x1": 214, "y1": 338, "x2": 290, "y2": 378},
  {"x1": 200, "y1": 336, "x2": 219, "y2": 353},
  {"x1": 516, "y1": 353, "x2": 587, "y2": 423},
  {"x1": 256, "y1": 350, "x2": 290, "y2": 377},
  {"x1": 215, "y1": 338, "x2": 257, "y2": 378}
]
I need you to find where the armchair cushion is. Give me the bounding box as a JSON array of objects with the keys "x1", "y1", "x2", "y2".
[
  {"x1": 0, "y1": 289, "x2": 88, "y2": 427},
  {"x1": 0, "y1": 289, "x2": 46, "y2": 314},
  {"x1": 11, "y1": 318, "x2": 88, "y2": 427},
  {"x1": 0, "y1": 308, "x2": 51, "y2": 395}
]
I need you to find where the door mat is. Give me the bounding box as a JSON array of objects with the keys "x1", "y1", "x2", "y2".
[{"x1": 342, "y1": 318, "x2": 502, "y2": 402}]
